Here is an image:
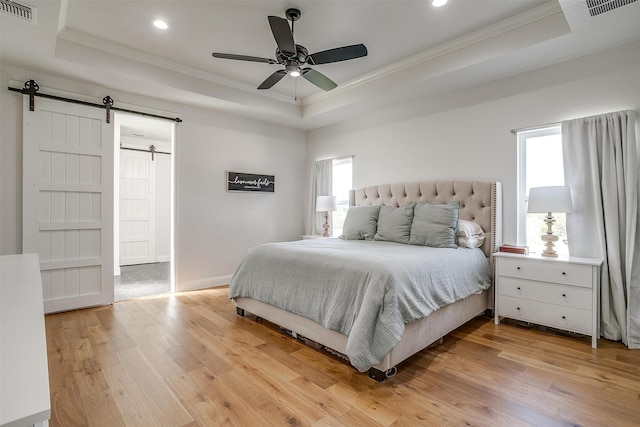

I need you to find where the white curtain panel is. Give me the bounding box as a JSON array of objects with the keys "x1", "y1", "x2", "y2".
[
  {"x1": 304, "y1": 159, "x2": 333, "y2": 235},
  {"x1": 562, "y1": 110, "x2": 640, "y2": 348}
]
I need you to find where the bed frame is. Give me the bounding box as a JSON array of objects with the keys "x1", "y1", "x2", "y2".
[{"x1": 233, "y1": 180, "x2": 502, "y2": 381}]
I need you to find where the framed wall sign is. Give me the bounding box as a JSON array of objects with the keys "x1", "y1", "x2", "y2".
[{"x1": 226, "y1": 171, "x2": 275, "y2": 193}]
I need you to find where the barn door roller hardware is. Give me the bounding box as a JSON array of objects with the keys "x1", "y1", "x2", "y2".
[
  {"x1": 24, "y1": 79, "x2": 38, "y2": 111},
  {"x1": 8, "y1": 79, "x2": 182, "y2": 124},
  {"x1": 102, "y1": 96, "x2": 113, "y2": 123}
]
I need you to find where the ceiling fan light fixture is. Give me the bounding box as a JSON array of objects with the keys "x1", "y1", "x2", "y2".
[
  {"x1": 152, "y1": 19, "x2": 169, "y2": 30},
  {"x1": 285, "y1": 63, "x2": 301, "y2": 77},
  {"x1": 432, "y1": 0, "x2": 448, "y2": 7}
]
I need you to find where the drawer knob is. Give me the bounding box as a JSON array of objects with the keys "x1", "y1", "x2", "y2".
[
  {"x1": 562, "y1": 293, "x2": 567, "y2": 298},
  {"x1": 562, "y1": 315, "x2": 566, "y2": 319},
  {"x1": 517, "y1": 266, "x2": 521, "y2": 270},
  {"x1": 517, "y1": 287, "x2": 521, "y2": 291},
  {"x1": 562, "y1": 272, "x2": 566, "y2": 276},
  {"x1": 516, "y1": 307, "x2": 520, "y2": 311}
]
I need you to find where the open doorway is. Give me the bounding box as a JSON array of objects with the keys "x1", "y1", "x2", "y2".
[{"x1": 114, "y1": 114, "x2": 174, "y2": 301}]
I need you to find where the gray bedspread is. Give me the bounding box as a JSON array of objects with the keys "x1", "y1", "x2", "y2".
[{"x1": 229, "y1": 238, "x2": 492, "y2": 371}]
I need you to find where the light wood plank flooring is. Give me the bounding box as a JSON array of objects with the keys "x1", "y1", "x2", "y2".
[{"x1": 45, "y1": 286, "x2": 640, "y2": 426}]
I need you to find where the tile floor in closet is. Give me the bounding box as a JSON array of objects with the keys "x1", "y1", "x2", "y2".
[{"x1": 114, "y1": 262, "x2": 170, "y2": 301}]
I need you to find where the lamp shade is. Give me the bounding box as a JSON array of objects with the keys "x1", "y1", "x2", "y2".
[
  {"x1": 316, "y1": 195, "x2": 337, "y2": 212},
  {"x1": 527, "y1": 186, "x2": 573, "y2": 213}
]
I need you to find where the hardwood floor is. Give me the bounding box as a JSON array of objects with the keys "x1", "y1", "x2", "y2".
[{"x1": 45, "y1": 286, "x2": 640, "y2": 426}]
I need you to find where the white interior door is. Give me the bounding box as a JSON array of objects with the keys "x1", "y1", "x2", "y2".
[
  {"x1": 23, "y1": 96, "x2": 114, "y2": 313},
  {"x1": 119, "y1": 149, "x2": 156, "y2": 266}
]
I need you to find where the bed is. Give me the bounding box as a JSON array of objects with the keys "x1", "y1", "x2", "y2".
[{"x1": 230, "y1": 180, "x2": 502, "y2": 381}]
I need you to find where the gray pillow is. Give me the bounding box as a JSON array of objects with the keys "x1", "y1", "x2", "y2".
[
  {"x1": 409, "y1": 201, "x2": 460, "y2": 248},
  {"x1": 340, "y1": 205, "x2": 381, "y2": 240},
  {"x1": 374, "y1": 204, "x2": 415, "y2": 244}
]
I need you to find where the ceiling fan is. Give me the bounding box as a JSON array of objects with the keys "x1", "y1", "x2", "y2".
[{"x1": 212, "y1": 8, "x2": 368, "y2": 92}]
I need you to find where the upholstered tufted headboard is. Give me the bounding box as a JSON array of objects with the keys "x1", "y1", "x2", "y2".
[{"x1": 349, "y1": 180, "x2": 502, "y2": 259}]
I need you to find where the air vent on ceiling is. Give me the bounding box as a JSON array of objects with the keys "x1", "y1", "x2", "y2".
[
  {"x1": 586, "y1": 0, "x2": 638, "y2": 17},
  {"x1": 0, "y1": 0, "x2": 36, "y2": 23}
]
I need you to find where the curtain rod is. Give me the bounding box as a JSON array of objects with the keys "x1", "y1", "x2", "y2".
[
  {"x1": 8, "y1": 80, "x2": 182, "y2": 124},
  {"x1": 317, "y1": 155, "x2": 354, "y2": 162},
  {"x1": 510, "y1": 122, "x2": 561, "y2": 134}
]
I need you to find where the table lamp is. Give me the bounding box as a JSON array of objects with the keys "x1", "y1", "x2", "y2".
[
  {"x1": 527, "y1": 186, "x2": 573, "y2": 257},
  {"x1": 316, "y1": 196, "x2": 337, "y2": 237}
]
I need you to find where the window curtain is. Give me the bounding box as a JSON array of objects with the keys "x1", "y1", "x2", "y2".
[
  {"x1": 304, "y1": 159, "x2": 333, "y2": 235},
  {"x1": 561, "y1": 110, "x2": 640, "y2": 348}
]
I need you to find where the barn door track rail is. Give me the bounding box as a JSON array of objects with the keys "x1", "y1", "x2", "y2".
[
  {"x1": 8, "y1": 79, "x2": 182, "y2": 124},
  {"x1": 120, "y1": 144, "x2": 172, "y2": 161}
]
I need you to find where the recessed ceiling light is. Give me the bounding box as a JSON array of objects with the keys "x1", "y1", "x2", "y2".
[
  {"x1": 432, "y1": 0, "x2": 448, "y2": 7},
  {"x1": 153, "y1": 19, "x2": 169, "y2": 30}
]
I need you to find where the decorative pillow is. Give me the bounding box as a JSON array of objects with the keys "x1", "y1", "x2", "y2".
[
  {"x1": 457, "y1": 219, "x2": 484, "y2": 237},
  {"x1": 340, "y1": 205, "x2": 381, "y2": 240},
  {"x1": 458, "y1": 235, "x2": 485, "y2": 248},
  {"x1": 374, "y1": 204, "x2": 415, "y2": 244},
  {"x1": 408, "y1": 201, "x2": 460, "y2": 248},
  {"x1": 456, "y1": 219, "x2": 485, "y2": 248}
]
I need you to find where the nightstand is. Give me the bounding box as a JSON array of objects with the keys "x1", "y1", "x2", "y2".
[{"x1": 494, "y1": 252, "x2": 602, "y2": 348}]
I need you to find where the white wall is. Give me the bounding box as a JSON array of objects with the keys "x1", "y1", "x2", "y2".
[
  {"x1": 306, "y1": 42, "x2": 640, "y2": 246},
  {"x1": 0, "y1": 65, "x2": 306, "y2": 291},
  {"x1": 155, "y1": 152, "x2": 171, "y2": 263},
  {"x1": 174, "y1": 109, "x2": 306, "y2": 290}
]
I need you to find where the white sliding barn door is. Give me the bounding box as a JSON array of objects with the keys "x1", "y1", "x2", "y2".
[
  {"x1": 119, "y1": 149, "x2": 156, "y2": 266},
  {"x1": 23, "y1": 97, "x2": 114, "y2": 313}
]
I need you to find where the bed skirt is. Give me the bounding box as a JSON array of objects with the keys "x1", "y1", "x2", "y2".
[{"x1": 233, "y1": 290, "x2": 489, "y2": 373}]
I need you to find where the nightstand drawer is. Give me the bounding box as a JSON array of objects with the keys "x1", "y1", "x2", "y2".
[
  {"x1": 496, "y1": 257, "x2": 592, "y2": 288},
  {"x1": 498, "y1": 295, "x2": 592, "y2": 335},
  {"x1": 497, "y1": 277, "x2": 592, "y2": 310}
]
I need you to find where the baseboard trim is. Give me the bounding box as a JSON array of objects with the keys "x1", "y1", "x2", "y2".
[
  {"x1": 156, "y1": 255, "x2": 170, "y2": 263},
  {"x1": 176, "y1": 274, "x2": 232, "y2": 292}
]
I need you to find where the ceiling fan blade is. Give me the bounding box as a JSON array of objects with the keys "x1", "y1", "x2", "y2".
[
  {"x1": 301, "y1": 68, "x2": 337, "y2": 91},
  {"x1": 308, "y1": 44, "x2": 368, "y2": 65},
  {"x1": 258, "y1": 70, "x2": 287, "y2": 90},
  {"x1": 268, "y1": 16, "x2": 296, "y2": 55},
  {"x1": 212, "y1": 53, "x2": 276, "y2": 64}
]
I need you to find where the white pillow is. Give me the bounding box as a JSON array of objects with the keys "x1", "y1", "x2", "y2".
[{"x1": 457, "y1": 220, "x2": 485, "y2": 248}]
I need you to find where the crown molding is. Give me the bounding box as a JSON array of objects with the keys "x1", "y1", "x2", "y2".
[
  {"x1": 55, "y1": 28, "x2": 300, "y2": 106},
  {"x1": 302, "y1": 1, "x2": 565, "y2": 107}
]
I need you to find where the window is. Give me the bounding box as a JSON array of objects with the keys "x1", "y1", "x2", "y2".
[
  {"x1": 517, "y1": 125, "x2": 569, "y2": 255},
  {"x1": 331, "y1": 157, "x2": 353, "y2": 236}
]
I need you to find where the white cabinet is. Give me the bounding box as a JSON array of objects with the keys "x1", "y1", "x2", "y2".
[
  {"x1": 494, "y1": 252, "x2": 602, "y2": 348},
  {"x1": 1, "y1": 254, "x2": 50, "y2": 427}
]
